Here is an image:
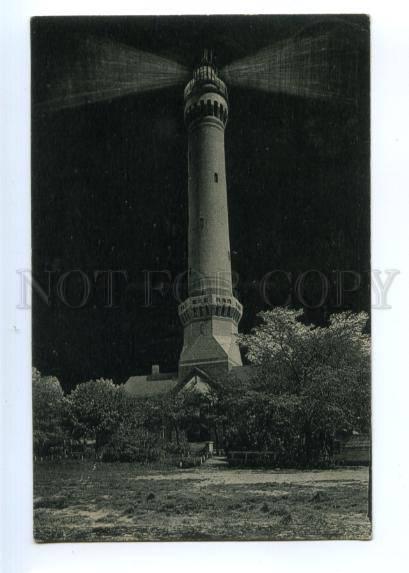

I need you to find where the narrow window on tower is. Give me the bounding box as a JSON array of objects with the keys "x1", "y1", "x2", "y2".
[
  {"x1": 200, "y1": 217, "x2": 204, "y2": 230},
  {"x1": 214, "y1": 172, "x2": 218, "y2": 183}
]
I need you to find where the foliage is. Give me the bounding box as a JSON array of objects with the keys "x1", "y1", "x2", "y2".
[
  {"x1": 32, "y1": 368, "x2": 67, "y2": 457},
  {"x1": 222, "y1": 308, "x2": 371, "y2": 466},
  {"x1": 33, "y1": 308, "x2": 370, "y2": 467},
  {"x1": 101, "y1": 394, "x2": 191, "y2": 462},
  {"x1": 157, "y1": 385, "x2": 220, "y2": 445},
  {"x1": 66, "y1": 378, "x2": 125, "y2": 452},
  {"x1": 101, "y1": 426, "x2": 164, "y2": 462},
  {"x1": 32, "y1": 371, "x2": 201, "y2": 462}
]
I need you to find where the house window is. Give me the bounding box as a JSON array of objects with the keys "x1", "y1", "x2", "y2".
[{"x1": 214, "y1": 173, "x2": 218, "y2": 183}]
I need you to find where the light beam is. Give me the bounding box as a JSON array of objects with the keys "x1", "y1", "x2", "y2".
[
  {"x1": 220, "y1": 33, "x2": 360, "y2": 103},
  {"x1": 35, "y1": 37, "x2": 189, "y2": 112}
]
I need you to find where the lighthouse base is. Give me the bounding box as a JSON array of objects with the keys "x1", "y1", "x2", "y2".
[{"x1": 178, "y1": 315, "x2": 242, "y2": 381}]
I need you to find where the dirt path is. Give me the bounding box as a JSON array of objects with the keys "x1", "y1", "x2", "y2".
[
  {"x1": 126, "y1": 463, "x2": 369, "y2": 487},
  {"x1": 204, "y1": 455, "x2": 229, "y2": 468}
]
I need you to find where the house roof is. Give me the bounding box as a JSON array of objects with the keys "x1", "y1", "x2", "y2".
[
  {"x1": 124, "y1": 373, "x2": 179, "y2": 398},
  {"x1": 124, "y1": 364, "x2": 258, "y2": 399}
]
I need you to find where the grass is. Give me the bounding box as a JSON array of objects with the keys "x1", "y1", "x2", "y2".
[{"x1": 33, "y1": 459, "x2": 371, "y2": 542}]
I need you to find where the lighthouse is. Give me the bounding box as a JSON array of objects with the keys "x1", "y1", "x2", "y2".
[{"x1": 178, "y1": 51, "x2": 243, "y2": 380}]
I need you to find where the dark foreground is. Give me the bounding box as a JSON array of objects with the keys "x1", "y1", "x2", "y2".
[{"x1": 34, "y1": 459, "x2": 371, "y2": 542}]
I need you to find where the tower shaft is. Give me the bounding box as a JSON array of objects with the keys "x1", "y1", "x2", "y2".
[
  {"x1": 188, "y1": 116, "x2": 231, "y2": 296},
  {"x1": 178, "y1": 56, "x2": 242, "y2": 380}
]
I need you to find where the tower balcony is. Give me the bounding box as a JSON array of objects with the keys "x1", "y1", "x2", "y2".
[
  {"x1": 184, "y1": 73, "x2": 228, "y2": 102},
  {"x1": 178, "y1": 293, "x2": 243, "y2": 327}
]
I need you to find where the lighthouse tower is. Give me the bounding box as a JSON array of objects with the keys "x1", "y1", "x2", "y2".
[{"x1": 178, "y1": 51, "x2": 243, "y2": 380}]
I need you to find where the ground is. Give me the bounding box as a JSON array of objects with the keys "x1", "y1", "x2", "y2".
[{"x1": 33, "y1": 458, "x2": 371, "y2": 542}]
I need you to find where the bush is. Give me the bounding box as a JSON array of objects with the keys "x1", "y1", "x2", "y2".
[
  {"x1": 100, "y1": 426, "x2": 190, "y2": 464},
  {"x1": 33, "y1": 369, "x2": 67, "y2": 457},
  {"x1": 101, "y1": 427, "x2": 162, "y2": 462}
]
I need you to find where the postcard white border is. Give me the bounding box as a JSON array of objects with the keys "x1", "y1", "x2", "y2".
[{"x1": 1, "y1": 2, "x2": 408, "y2": 572}]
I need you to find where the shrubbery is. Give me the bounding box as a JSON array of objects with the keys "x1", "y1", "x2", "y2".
[
  {"x1": 219, "y1": 308, "x2": 371, "y2": 467},
  {"x1": 33, "y1": 309, "x2": 370, "y2": 467},
  {"x1": 32, "y1": 369, "x2": 67, "y2": 457},
  {"x1": 32, "y1": 370, "x2": 193, "y2": 462}
]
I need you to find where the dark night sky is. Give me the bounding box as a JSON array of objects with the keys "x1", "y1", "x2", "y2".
[{"x1": 31, "y1": 15, "x2": 370, "y2": 390}]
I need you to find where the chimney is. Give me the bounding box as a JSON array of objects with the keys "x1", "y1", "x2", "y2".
[{"x1": 151, "y1": 364, "x2": 160, "y2": 375}]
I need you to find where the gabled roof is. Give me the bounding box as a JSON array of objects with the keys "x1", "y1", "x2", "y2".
[
  {"x1": 123, "y1": 365, "x2": 258, "y2": 399},
  {"x1": 172, "y1": 366, "x2": 219, "y2": 395},
  {"x1": 124, "y1": 373, "x2": 178, "y2": 398}
]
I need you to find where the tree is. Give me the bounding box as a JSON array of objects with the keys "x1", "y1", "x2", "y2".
[
  {"x1": 221, "y1": 384, "x2": 301, "y2": 459},
  {"x1": 32, "y1": 368, "x2": 66, "y2": 457},
  {"x1": 102, "y1": 394, "x2": 192, "y2": 462},
  {"x1": 66, "y1": 379, "x2": 124, "y2": 453},
  {"x1": 101, "y1": 395, "x2": 164, "y2": 462},
  {"x1": 157, "y1": 390, "x2": 203, "y2": 445},
  {"x1": 226, "y1": 308, "x2": 371, "y2": 466}
]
